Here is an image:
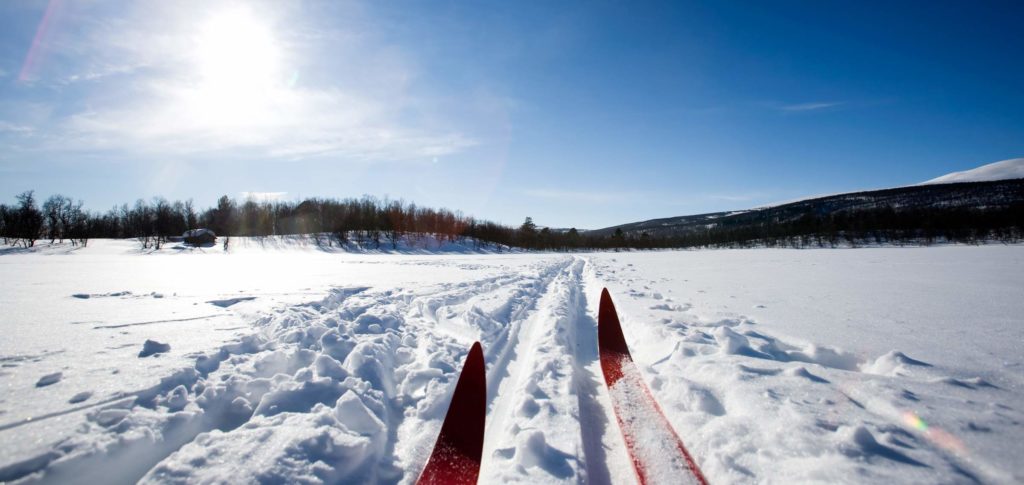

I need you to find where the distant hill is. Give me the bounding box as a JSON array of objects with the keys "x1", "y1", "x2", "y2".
[{"x1": 589, "y1": 177, "x2": 1024, "y2": 239}]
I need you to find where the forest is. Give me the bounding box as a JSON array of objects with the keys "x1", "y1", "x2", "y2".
[{"x1": 1, "y1": 188, "x2": 1022, "y2": 251}]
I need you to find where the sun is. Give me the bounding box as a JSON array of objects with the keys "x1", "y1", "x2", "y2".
[{"x1": 185, "y1": 7, "x2": 284, "y2": 128}]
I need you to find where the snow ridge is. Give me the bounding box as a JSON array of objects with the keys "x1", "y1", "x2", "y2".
[{"x1": 921, "y1": 157, "x2": 1024, "y2": 185}]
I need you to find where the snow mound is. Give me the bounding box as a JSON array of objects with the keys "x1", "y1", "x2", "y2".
[
  {"x1": 921, "y1": 158, "x2": 1024, "y2": 185},
  {"x1": 862, "y1": 350, "x2": 931, "y2": 376},
  {"x1": 142, "y1": 407, "x2": 385, "y2": 484},
  {"x1": 837, "y1": 425, "x2": 925, "y2": 467}
]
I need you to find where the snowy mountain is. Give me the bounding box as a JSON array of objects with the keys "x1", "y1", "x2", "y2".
[{"x1": 921, "y1": 158, "x2": 1024, "y2": 185}]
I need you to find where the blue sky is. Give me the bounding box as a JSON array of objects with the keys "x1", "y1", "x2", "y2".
[{"x1": 1, "y1": 1, "x2": 1022, "y2": 229}]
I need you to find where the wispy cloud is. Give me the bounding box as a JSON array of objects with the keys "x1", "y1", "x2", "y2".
[
  {"x1": 777, "y1": 101, "x2": 844, "y2": 112},
  {"x1": 12, "y1": 1, "x2": 476, "y2": 162},
  {"x1": 0, "y1": 121, "x2": 34, "y2": 134}
]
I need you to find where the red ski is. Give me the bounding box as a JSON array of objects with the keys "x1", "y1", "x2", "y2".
[
  {"x1": 598, "y1": 288, "x2": 708, "y2": 485},
  {"x1": 417, "y1": 341, "x2": 486, "y2": 485}
]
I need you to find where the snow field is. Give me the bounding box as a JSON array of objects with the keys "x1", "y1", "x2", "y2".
[
  {"x1": 585, "y1": 247, "x2": 1023, "y2": 484},
  {"x1": 1, "y1": 241, "x2": 1022, "y2": 483},
  {"x1": 0, "y1": 239, "x2": 545, "y2": 482}
]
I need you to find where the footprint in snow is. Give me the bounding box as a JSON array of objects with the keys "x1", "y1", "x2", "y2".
[
  {"x1": 207, "y1": 297, "x2": 257, "y2": 308},
  {"x1": 139, "y1": 339, "x2": 171, "y2": 358},
  {"x1": 36, "y1": 372, "x2": 63, "y2": 387}
]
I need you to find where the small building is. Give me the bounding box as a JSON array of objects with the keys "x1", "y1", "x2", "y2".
[{"x1": 183, "y1": 228, "x2": 217, "y2": 246}]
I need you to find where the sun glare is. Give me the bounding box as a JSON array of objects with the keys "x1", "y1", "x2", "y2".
[{"x1": 186, "y1": 7, "x2": 284, "y2": 128}]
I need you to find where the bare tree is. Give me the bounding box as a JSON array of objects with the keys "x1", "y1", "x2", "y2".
[
  {"x1": 15, "y1": 191, "x2": 43, "y2": 248},
  {"x1": 67, "y1": 199, "x2": 88, "y2": 246},
  {"x1": 184, "y1": 199, "x2": 198, "y2": 231},
  {"x1": 152, "y1": 197, "x2": 174, "y2": 249},
  {"x1": 43, "y1": 195, "x2": 70, "y2": 243},
  {"x1": 132, "y1": 199, "x2": 154, "y2": 249},
  {"x1": 0, "y1": 204, "x2": 9, "y2": 245}
]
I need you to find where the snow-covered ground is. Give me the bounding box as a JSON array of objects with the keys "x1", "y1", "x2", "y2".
[
  {"x1": 1, "y1": 240, "x2": 1021, "y2": 484},
  {"x1": 921, "y1": 158, "x2": 1024, "y2": 184}
]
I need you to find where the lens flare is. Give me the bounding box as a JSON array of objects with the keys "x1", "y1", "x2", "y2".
[
  {"x1": 902, "y1": 411, "x2": 928, "y2": 431},
  {"x1": 902, "y1": 410, "x2": 966, "y2": 455},
  {"x1": 840, "y1": 385, "x2": 970, "y2": 461},
  {"x1": 19, "y1": 0, "x2": 64, "y2": 82}
]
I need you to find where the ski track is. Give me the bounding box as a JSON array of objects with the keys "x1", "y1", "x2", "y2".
[
  {"x1": 4, "y1": 251, "x2": 1021, "y2": 484},
  {"x1": 481, "y1": 257, "x2": 585, "y2": 483}
]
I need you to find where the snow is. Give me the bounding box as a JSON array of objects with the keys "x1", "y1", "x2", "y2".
[
  {"x1": 585, "y1": 247, "x2": 1024, "y2": 484},
  {"x1": 1, "y1": 239, "x2": 1022, "y2": 483},
  {"x1": 138, "y1": 340, "x2": 171, "y2": 358},
  {"x1": 921, "y1": 157, "x2": 1024, "y2": 185}
]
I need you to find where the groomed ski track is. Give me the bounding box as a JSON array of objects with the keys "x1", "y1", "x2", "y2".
[
  {"x1": 4, "y1": 250, "x2": 1017, "y2": 484},
  {"x1": 478, "y1": 257, "x2": 632, "y2": 484}
]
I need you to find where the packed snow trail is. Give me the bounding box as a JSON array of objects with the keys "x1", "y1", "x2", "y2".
[
  {"x1": 478, "y1": 258, "x2": 621, "y2": 483},
  {"x1": 2, "y1": 243, "x2": 1022, "y2": 483}
]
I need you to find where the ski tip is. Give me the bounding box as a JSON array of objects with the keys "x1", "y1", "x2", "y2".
[
  {"x1": 598, "y1": 288, "x2": 631, "y2": 358},
  {"x1": 598, "y1": 287, "x2": 618, "y2": 327},
  {"x1": 599, "y1": 288, "x2": 614, "y2": 318},
  {"x1": 416, "y1": 341, "x2": 487, "y2": 485},
  {"x1": 468, "y1": 341, "x2": 483, "y2": 363}
]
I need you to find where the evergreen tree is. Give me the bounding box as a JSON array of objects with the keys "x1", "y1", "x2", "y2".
[{"x1": 518, "y1": 217, "x2": 537, "y2": 249}]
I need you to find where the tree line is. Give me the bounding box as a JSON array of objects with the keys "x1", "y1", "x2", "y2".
[
  {"x1": 0, "y1": 191, "x2": 525, "y2": 250},
  {"x1": 2, "y1": 190, "x2": 1022, "y2": 251},
  {"x1": 1, "y1": 191, "x2": 89, "y2": 248}
]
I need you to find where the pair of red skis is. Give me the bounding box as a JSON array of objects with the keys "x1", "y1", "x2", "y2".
[{"x1": 416, "y1": 288, "x2": 708, "y2": 485}]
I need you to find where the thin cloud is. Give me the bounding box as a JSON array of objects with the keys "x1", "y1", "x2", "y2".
[
  {"x1": 777, "y1": 101, "x2": 844, "y2": 112},
  {"x1": 0, "y1": 121, "x2": 34, "y2": 134}
]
